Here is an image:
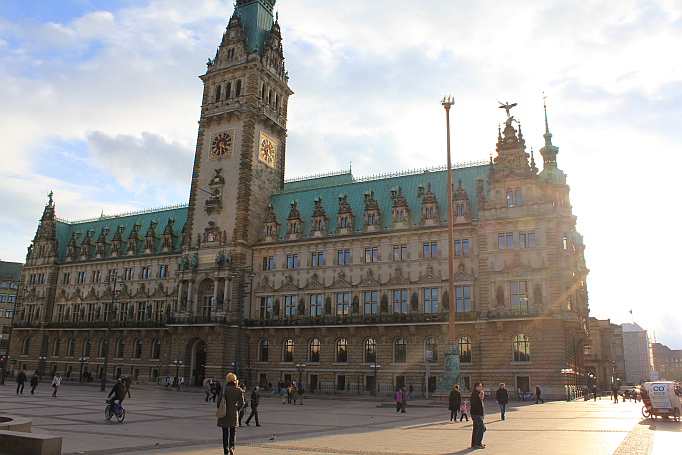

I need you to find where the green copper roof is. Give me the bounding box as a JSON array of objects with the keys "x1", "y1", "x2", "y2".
[
  {"x1": 263, "y1": 163, "x2": 489, "y2": 241},
  {"x1": 235, "y1": 0, "x2": 275, "y2": 54},
  {"x1": 54, "y1": 205, "x2": 188, "y2": 263}
]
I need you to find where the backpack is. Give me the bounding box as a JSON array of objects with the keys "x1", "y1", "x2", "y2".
[{"x1": 216, "y1": 393, "x2": 226, "y2": 418}]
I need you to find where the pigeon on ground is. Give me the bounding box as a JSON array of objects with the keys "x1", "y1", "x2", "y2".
[{"x1": 270, "y1": 434, "x2": 276, "y2": 441}]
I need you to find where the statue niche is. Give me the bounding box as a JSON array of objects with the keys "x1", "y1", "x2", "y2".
[{"x1": 496, "y1": 286, "x2": 505, "y2": 309}]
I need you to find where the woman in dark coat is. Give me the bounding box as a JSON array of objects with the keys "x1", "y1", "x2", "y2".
[
  {"x1": 216, "y1": 373, "x2": 245, "y2": 455},
  {"x1": 448, "y1": 384, "x2": 462, "y2": 421}
]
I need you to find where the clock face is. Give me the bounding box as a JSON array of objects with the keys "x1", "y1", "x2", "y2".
[
  {"x1": 258, "y1": 132, "x2": 277, "y2": 168},
  {"x1": 210, "y1": 130, "x2": 234, "y2": 159}
]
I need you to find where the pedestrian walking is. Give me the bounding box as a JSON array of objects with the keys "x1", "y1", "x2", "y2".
[
  {"x1": 287, "y1": 385, "x2": 293, "y2": 403},
  {"x1": 496, "y1": 383, "x2": 509, "y2": 420},
  {"x1": 245, "y1": 386, "x2": 261, "y2": 426},
  {"x1": 280, "y1": 387, "x2": 286, "y2": 404},
  {"x1": 400, "y1": 386, "x2": 407, "y2": 412},
  {"x1": 448, "y1": 385, "x2": 462, "y2": 421},
  {"x1": 291, "y1": 386, "x2": 301, "y2": 405},
  {"x1": 470, "y1": 382, "x2": 486, "y2": 449},
  {"x1": 612, "y1": 385, "x2": 619, "y2": 404},
  {"x1": 535, "y1": 385, "x2": 544, "y2": 404},
  {"x1": 30, "y1": 373, "x2": 39, "y2": 395},
  {"x1": 51, "y1": 373, "x2": 62, "y2": 397},
  {"x1": 122, "y1": 375, "x2": 132, "y2": 398},
  {"x1": 16, "y1": 369, "x2": 27, "y2": 394},
  {"x1": 205, "y1": 378, "x2": 212, "y2": 402},
  {"x1": 165, "y1": 376, "x2": 170, "y2": 388},
  {"x1": 592, "y1": 384, "x2": 598, "y2": 401},
  {"x1": 395, "y1": 387, "x2": 403, "y2": 412},
  {"x1": 215, "y1": 380, "x2": 222, "y2": 403},
  {"x1": 459, "y1": 400, "x2": 469, "y2": 422},
  {"x1": 409, "y1": 383, "x2": 414, "y2": 398},
  {"x1": 216, "y1": 373, "x2": 245, "y2": 455},
  {"x1": 238, "y1": 400, "x2": 247, "y2": 427},
  {"x1": 212, "y1": 380, "x2": 219, "y2": 402}
]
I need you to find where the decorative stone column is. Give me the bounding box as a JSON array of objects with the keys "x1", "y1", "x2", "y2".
[
  {"x1": 434, "y1": 340, "x2": 468, "y2": 395},
  {"x1": 187, "y1": 281, "x2": 195, "y2": 314}
]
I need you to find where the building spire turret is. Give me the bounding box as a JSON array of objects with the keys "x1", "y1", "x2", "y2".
[{"x1": 539, "y1": 93, "x2": 559, "y2": 169}]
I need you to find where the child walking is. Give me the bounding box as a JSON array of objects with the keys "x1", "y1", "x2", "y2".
[
  {"x1": 460, "y1": 400, "x2": 469, "y2": 422},
  {"x1": 280, "y1": 388, "x2": 286, "y2": 404}
]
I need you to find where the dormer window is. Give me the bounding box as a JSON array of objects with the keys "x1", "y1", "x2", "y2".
[
  {"x1": 425, "y1": 207, "x2": 434, "y2": 219},
  {"x1": 290, "y1": 223, "x2": 298, "y2": 234},
  {"x1": 340, "y1": 217, "x2": 348, "y2": 228},
  {"x1": 368, "y1": 213, "x2": 376, "y2": 225},
  {"x1": 266, "y1": 225, "x2": 275, "y2": 236},
  {"x1": 396, "y1": 210, "x2": 404, "y2": 222}
]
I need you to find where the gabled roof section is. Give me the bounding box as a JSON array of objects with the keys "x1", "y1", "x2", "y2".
[
  {"x1": 262, "y1": 162, "x2": 488, "y2": 242},
  {"x1": 235, "y1": 0, "x2": 276, "y2": 55},
  {"x1": 54, "y1": 204, "x2": 188, "y2": 263}
]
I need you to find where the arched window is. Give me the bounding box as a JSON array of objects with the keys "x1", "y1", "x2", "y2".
[
  {"x1": 364, "y1": 338, "x2": 376, "y2": 363},
  {"x1": 515, "y1": 188, "x2": 522, "y2": 206},
  {"x1": 235, "y1": 80, "x2": 242, "y2": 97},
  {"x1": 513, "y1": 334, "x2": 531, "y2": 362},
  {"x1": 82, "y1": 339, "x2": 92, "y2": 358},
  {"x1": 506, "y1": 189, "x2": 514, "y2": 207},
  {"x1": 115, "y1": 339, "x2": 125, "y2": 358},
  {"x1": 133, "y1": 339, "x2": 143, "y2": 359},
  {"x1": 99, "y1": 339, "x2": 107, "y2": 357},
  {"x1": 336, "y1": 339, "x2": 348, "y2": 363},
  {"x1": 67, "y1": 339, "x2": 75, "y2": 357},
  {"x1": 151, "y1": 339, "x2": 161, "y2": 360},
  {"x1": 22, "y1": 338, "x2": 30, "y2": 355},
  {"x1": 425, "y1": 336, "x2": 438, "y2": 362},
  {"x1": 52, "y1": 339, "x2": 60, "y2": 357},
  {"x1": 394, "y1": 338, "x2": 407, "y2": 363},
  {"x1": 225, "y1": 82, "x2": 232, "y2": 99},
  {"x1": 282, "y1": 339, "x2": 294, "y2": 362},
  {"x1": 261, "y1": 84, "x2": 266, "y2": 99},
  {"x1": 458, "y1": 336, "x2": 472, "y2": 363},
  {"x1": 258, "y1": 339, "x2": 269, "y2": 362},
  {"x1": 309, "y1": 339, "x2": 320, "y2": 362},
  {"x1": 215, "y1": 85, "x2": 221, "y2": 102},
  {"x1": 562, "y1": 235, "x2": 568, "y2": 250}
]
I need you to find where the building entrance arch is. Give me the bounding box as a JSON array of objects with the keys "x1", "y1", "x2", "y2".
[{"x1": 190, "y1": 339, "x2": 207, "y2": 386}]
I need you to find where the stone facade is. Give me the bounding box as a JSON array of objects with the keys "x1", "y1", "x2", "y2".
[{"x1": 9, "y1": 1, "x2": 592, "y2": 399}]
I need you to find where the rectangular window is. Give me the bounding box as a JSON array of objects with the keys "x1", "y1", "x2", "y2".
[
  {"x1": 365, "y1": 247, "x2": 378, "y2": 263},
  {"x1": 393, "y1": 289, "x2": 407, "y2": 314},
  {"x1": 424, "y1": 288, "x2": 439, "y2": 313},
  {"x1": 2, "y1": 325, "x2": 10, "y2": 334},
  {"x1": 77, "y1": 272, "x2": 85, "y2": 284},
  {"x1": 92, "y1": 270, "x2": 101, "y2": 282},
  {"x1": 336, "y1": 292, "x2": 349, "y2": 316},
  {"x1": 159, "y1": 265, "x2": 168, "y2": 278},
  {"x1": 455, "y1": 286, "x2": 471, "y2": 312},
  {"x1": 506, "y1": 233, "x2": 514, "y2": 249},
  {"x1": 86, "y1": 304, "x2": 95, "y2": 322},
  {"x1": 498, "y1": 233, "x2": 505, "y2": 250},
  {"x1": 311, "y1": 252, "x2": 324, "y2": 267},
  {"x1": 141, "y1": 266, "x2": 151, "y2": 279},
  {"x1": 39, "y1": 274, "x2": 45, "y2": 284},
  {"x1": 125, "y1": 268, "x2": 134, "y2": 280},
  {"x1": 136, "y1": 302, "x2": 145, "y2": 321},
  {"x1": 393, "y1": 244, "x2": 407, "y2": 261},
  {"x1": 7, "y1": 295, "x2": 15, "y2": 303},
  {"x1": 259, "y1": 297, "x2": 272, "y2": 319},
  {"x1": 338, "y1": 249, "x2": 350, "y2": 265},
  {"x1": 108, "y1": 269, "x2": 117, "y2": 279},
  {"x1": 284, "y1": 295, "x2": 296, "y2": 317},
  {"x1": 462, "y1": 239, "x2": 469, "y2": 255},
  {"x1": 528, "y1": 231, "x2": 535, "y2": 248},
  {"x1": 262, "y1": 256, "x2": 274, "y2": 271},
  {"x1": 454, "y1": 240, "x2": 461, "y2": 256},
  {"x1": 286, "y1": 254, "x2": 299, "y2": 269},
  {"x1": 6, "y1": 309, "x2": 13, "y2": 318},
  {"x1": 310, "y1": 294, "x2": 323, "y2": 316},
  {"x1": 62, "y1": 273, "x2": 71, "y2": 285},
  {"x1": 364, "y1": 291, "x2": 377, "y2": 315},
  {"x1": 510, "y1": 281, "x2": 528, "y2": 312},
  {"x1": 0, "y1": 294, "x2": 5, "y2": 303},
  {"x1": 423, "y1": 242, "x2": 438, "y2": 258}
]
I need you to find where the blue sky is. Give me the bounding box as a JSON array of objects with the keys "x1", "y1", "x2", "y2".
[{"x1": 1, "y1": 0, "x2": 681, "y2": 349}]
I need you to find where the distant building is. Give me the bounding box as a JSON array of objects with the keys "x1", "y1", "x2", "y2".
[
  {"x1": 621, "y1": 322, "x2": 653, "y2": 384},
  {"x1": 585, "y1": 318, "x2": 618, "y2": 391},
  {"x1": 652, "y1": 342, "x2": 682, "y2": 382},
  {"x1": 0, "y1": 260, "x2": 22, "y2": 376}
]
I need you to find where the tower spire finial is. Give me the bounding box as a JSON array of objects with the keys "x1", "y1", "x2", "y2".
[{"x1": 543, "y1": 92, "x2": 549, "y2": 134}]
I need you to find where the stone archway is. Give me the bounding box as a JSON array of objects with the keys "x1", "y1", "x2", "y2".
[{"x1": 189, "y1": 338, "x2": 207, "y2": 386}]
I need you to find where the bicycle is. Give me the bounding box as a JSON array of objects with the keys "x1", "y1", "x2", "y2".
[{"x1": 105, "y1": 399, "x2": 126, "y2": 422}]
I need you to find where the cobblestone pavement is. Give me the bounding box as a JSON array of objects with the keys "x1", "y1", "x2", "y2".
[{"x1": 1, "y1": 384, "x2": 679, "y2": 455}]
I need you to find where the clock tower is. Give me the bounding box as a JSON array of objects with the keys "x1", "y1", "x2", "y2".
[{"x1": 184, "y1": 0, "x2": 292, "y2": 267}]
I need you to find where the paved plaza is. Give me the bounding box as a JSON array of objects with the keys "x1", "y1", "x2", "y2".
[{"x1": 1, "y1": 383, "x2": 679, "y2": 455}]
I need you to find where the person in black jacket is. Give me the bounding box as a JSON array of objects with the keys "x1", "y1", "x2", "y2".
[
  {"x1": 496, "y1": 383, "x2": 509, "y2": 420},
  {"x1": 536, "y1": 385, "x2": 544, "y2": 404},
  {"x1": 244, "y1": 386, "x2": 261, "y2": 426},
  {"x1": 30, "y1": 373, "x2": 39, "y2": 395},
  {"x1": 448, "y1": 385, "x2": 462, "y2": 421},
  {"x1": 108, "y1": 378, "x2": 127, "y2": 415},
  {"x1": 16, "y1": 370, "x2": 27, "y2": 394},
  {"x1": 470, "y1": 382, "x2": 486, "y2": 449}
]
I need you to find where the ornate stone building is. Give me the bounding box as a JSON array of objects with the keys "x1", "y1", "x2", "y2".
[{"x1": 10, "y1": 0, "x2": 591, "y2": 398}]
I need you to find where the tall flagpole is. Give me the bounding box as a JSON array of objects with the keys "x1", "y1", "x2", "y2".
[{"x1": 441, "y1": 96, "x2": 456, "y2": 342}]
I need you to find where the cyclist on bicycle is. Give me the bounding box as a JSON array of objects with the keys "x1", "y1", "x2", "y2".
[{"x1": 108, "y1": 378, "x2": 126, "y2": 415}]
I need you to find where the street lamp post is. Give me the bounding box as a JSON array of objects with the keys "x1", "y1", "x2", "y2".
[
  {"x1": 370, "y1": 364, "x2": 381, "y2": 397},
  {"x1": 1, "y1": 283, "x2": 27, "y2": 385},
  {"x1": 174, "y1": 360, "x2": 183, "y2": 389},
  {"x1": 295, "y1": 364, "x2": 305, "y2": 392},
  {"x1": 79, "y1": 357, "x2": 89, "y2": 383},
  {"x1": 442, "y1": 96, "x2": 456, "y2": 342},
  {"x1": 101, "y1": 272, "x2": 123, "y2": 392},
  {"x1": 38, "y1": 356, "x2": 47, "y2": 379},
  {"x1": 561, "y1": 368, "x2": 574, "y2": 402}
]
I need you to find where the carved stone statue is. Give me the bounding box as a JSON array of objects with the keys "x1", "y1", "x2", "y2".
[
  {"x1": 273, "y1": 299, "x2": 280, "y2": 317},
  {"x1": 496, "y1": 286, "x2": 505, "y2": 309},
  {"x1": 324, "y1": 297, "x2": 332, "y2": 315},
  {"x1": 225, "y1": 251, "x2": 234, "y2": 267},
  {"x1": 215, "y1": 251, "x2": 225, "y2": 266},
  {"x1": 297, "y1": 300, "x2": 305, "y2": 317},
  {"x1": 181, "y1": 256, "x2": 189, "y2": 270},
  {"x1": 410, "y1": 293, "x2": 419, "y2": 312},
  {"x1": 352, "y1": 296, "x2": 359, "y2": 314},
  {"x1": 380, "y1": 294, "x2": 389, "y2": 313},
  {"x1": 189, "y1": 254, "x2": 198, "y2": 270},
  {"x1": 533, "y1": 284, "x2": 543, "y2": 307},
  {"x1": 442, "y1": 291, "x2": 449, "y2": 310}
]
